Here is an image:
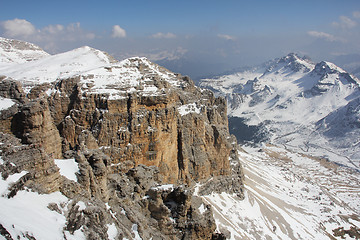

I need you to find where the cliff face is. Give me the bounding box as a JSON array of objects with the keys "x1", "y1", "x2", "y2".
[
  {"x1": 0, "y1": 47, "x2": 243, "y2": 239},
  {"x1": 5, "y1": 57, "x2": 234, "y2": 185}
]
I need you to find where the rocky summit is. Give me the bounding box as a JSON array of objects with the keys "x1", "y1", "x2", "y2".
[{"x1": 0, "y1": 38, "x2": 243, "y2": 239}]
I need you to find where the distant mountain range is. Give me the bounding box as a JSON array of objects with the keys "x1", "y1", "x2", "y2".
[{"x1": 200, "y1": 53, "x2": 360, "y2": 170}]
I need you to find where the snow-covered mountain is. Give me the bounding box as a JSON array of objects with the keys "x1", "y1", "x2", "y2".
[
  {"x1": 0, "y1": 37, "x2": 49, "y2": 66},
  {"x1": 0, "y1": 44, "x2": 184, "y2": 99},
  {"x1": 200, "y1": 53, "x2": 360, "y2": 170}
]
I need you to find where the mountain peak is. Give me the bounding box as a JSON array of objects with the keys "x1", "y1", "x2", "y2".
[
  {"x1": 0, "y1": 37, "x2": 49, "y2": 65},
  {"x1": 314, "y1": 61, "x2": 346, "y2": 75},
  {"x1": 263, "y1": 53, "x2": 314, "y2": 75},
  {"x1": 279, "y1": 53, "x2": 312, "y2": 65}
]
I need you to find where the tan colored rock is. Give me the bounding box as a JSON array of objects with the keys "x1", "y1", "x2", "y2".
[{"x1": 12, "y1": 99, "x2": 63, "y2": 158}]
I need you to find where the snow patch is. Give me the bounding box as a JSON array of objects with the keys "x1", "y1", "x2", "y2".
[
  {"x1": 76, "y1": 201, "x2": 86, "y2": 211},
  {"x1": 54, "y1": 159, "x2": 79, "y2": 182},
  {"x1": 0, "y1": 171, "x2": 69, "y2": 240},
  {"x1": 198, "y1": 204, "x2": 206, "y2": 214},
  {"x1": 0, "y1": 171, "x2": 28, "y2": 196},
  {"x1": 131, "y1": 224, "x2": 142, "y2": 240},
  {"x1": 0, "y1": 97, "x2": 15, "y2": 111},
  {"x1": 151, "y1": 184, "x2": 174, "y2": 191},
  {"x1": 178, "y1": 103, "x2": 201, "y2": 116},
  {"x1": 107, "y1": 223, "x2": 118, "y2": 240}
]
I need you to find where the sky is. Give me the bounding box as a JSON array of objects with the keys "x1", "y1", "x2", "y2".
[{"x1": 1, "y1": 0, "x2": 360, "y2": 78}]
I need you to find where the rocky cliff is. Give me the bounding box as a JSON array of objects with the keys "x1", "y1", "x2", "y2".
[{"x1": 0, "y1": 41, "x2": 243, "y2": 240}]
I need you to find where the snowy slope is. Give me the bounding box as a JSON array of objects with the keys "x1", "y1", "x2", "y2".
[
  {"x1": 200, "y1": 53, "x2": 360, "y2": 170},
  {"x1": 199, "y1": 145, "x2": 360, "y2": 240},
  {"x1": 0, "y1": 37, "x2": 49, "y2": 67},
  {"x1": 1, "y1": 46, "x2": 115, "y2": 89},
  {"x1": 0, "y1": 156, "x2": 85, "y2": 240},
  {"x1": 0, "y1": 44, "x2": 182, "y2": 99}
]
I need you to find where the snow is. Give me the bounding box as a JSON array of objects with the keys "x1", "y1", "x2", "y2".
[
  {"x1": 54, "y1": 159, "x2": 79, "y2": 182},
  {"x1": 200, "y1": 54, "x2": 360, "y2": 171},
  {"x1": 198, "y1": 204, "x2": 206, "y2": 214},
  {"x1": 0, "y1": 172, "x2": 70, "y2": 240},
  {"x1": 107, "y1": 223, "x2": 118, "y2": 240},
  {"x1": 201, "y1": 145, "x2": 360, "y2": 239},
  {"x1": 64, "y1": 227, "x2": 86, "y2": 240},
  {"x1": 0, "y1": 97, "x2": 15, "y2": 111},
  {"x1": 0, "y1": 37, "x2": 49, "y2": 67},
  {"x1": 151, "y1": 184, "x2": 174, "y2": 191},
  {"x1": 0, "y1": 171, "x2": 28, "y2": 196},
  {"x1": 131, "y1": 224, "x2": 142, "y2": 240},
  {"x1": 0, "y1": 45, "x2": 182, "y2": 99},
  {"x1": 76, "y1": 201, "x2": 86, "y2": 211},
  {"x1": 178, "y1": 103, "x2": 202, "y2": 116}
]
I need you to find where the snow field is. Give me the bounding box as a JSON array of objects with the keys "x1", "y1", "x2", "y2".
[{"x1": 201, "y1": 145, "x2": 360, "y2": 240}]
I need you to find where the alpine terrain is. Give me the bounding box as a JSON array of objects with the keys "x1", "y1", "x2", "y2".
[
  {"x1": 0, "y1": 37, "x2": 359, "y2": 240},
  {"x1": 0, "y1": 37, "x2": 243, "y2": 240},
  {"x1": 200, "y1": 53, "x2": 360, "y2": 239}
]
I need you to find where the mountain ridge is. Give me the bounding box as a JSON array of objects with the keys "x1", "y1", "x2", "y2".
[
  {"x1": 200, "y1": 53, "x2": 360, "y2": 170},
  {"x1": 0, "y1": 37, "x2": 50, "y2": 65}
]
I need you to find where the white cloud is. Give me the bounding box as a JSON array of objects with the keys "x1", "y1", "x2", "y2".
[
  {"x1": 112, "y1": 25, "x2": 126, "y2": 38},
  {"x1": 150, "y1": 32, "x2": 176, "y2": 39},
  {"x1": 217, "y1": 34, "x2": 236, "y2": 41},
  {"x1": 66, "y1": 22, "x2": 81, "y2": 32},
  {"x1": 353, "y1": 11, "x2": 360, "y2": 19},
  {"x1": 332, "y1": 16, "x2": 357, "y2": 29},
  {"x1": 2, "y1": 18, "x2": 36, "y2": 37},
  {"x1": 307, "y1": 31, "x2": 345, "y2": 42},
  {"x1": 43, "y1": 24, "x2": 64, "y2": 34},
  {"x1": 0, "y1": 19, "x2": 97, "y2": 53}
]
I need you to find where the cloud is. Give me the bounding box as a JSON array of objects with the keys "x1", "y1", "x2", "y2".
[
  {"x1": 217, "y1": 34, "x2": 236, "y2": 41},
  {"x1": 0, "y1": 19, "x2": 97, "y2": 53},
  {"x1": 2, "y1": 18, "x2": 36, "y2": 37},
  {"x1": 353, "y1": 11, "x2": 360, "y2": 19},
  {"x1": 332, "y1": 16, "x2": 357, "y2": 29},
  {"x1": 112, "y1": 25, "x2": 126, "y2": 38},
  {"x1": 150, "y1": 32, "x2": 176, "y2": 39},
  {"x1": 43, "y1": 24, "x2": 64, "y2": 34},
  {"x1": 307, "y1": 31, "x2": 345, "y2": 42},
  {"x1": 1, "y1": 19, "x2": 95, "y2": 42}
]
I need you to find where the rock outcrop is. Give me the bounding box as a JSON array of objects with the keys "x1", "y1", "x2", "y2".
[{"x1": 0, "y1": 46, "x2": 243, "y2": 239}]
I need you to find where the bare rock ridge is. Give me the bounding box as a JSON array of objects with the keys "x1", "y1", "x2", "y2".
[{"x1": 0, "y1": 39, "x2": 243, "y2": 240}]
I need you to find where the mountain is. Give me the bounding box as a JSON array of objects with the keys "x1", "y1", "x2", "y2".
[
  {"x1": 330, "y1": 53, "x2": 360, "y2": 79},
  {"x1": 0, "y1": 37, "x2": 49, "y2": 66},
  {"x1": 200, "y1": 53, "x2": 360, "y2": 169},
  {"x1": 198, "y1": 54, "x2": 360, "y2": 239},
  {"x1": 0, "y1": 38, "x2": 242, "y2": 239}
]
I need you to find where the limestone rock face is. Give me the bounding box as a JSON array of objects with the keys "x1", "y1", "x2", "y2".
[
  {"x1": 12, "y1": 98, "x2": 63, "y2": 158},
  {"x1": 18, "y1": 58, "x2": 234, "y2": 185},
  {"x1": 0, "y1": 50, "x2": 244, "y2": 239},
  {"x1": 0, "y1": 133, "x2": 223, "y2": 240}
]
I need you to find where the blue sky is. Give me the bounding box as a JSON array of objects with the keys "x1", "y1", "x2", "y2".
[{"x1": 1, "y1": 0, "x2": 360, "y2": 78}]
